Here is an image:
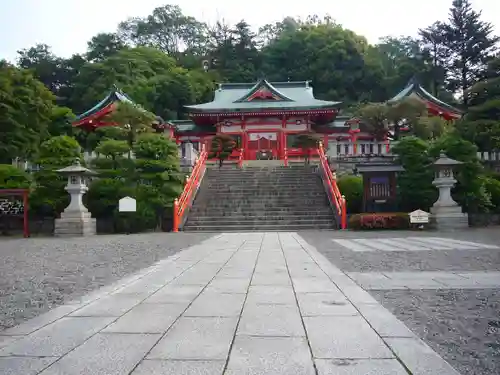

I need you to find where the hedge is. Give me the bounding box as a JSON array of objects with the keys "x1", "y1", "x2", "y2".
[{"x1": 348, "y1": 212, "x2": 410, "y2": 230}]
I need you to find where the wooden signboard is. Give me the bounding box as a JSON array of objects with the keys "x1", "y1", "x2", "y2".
[{"x1": 119, "y1": 196, "x2": 137, "y2": 212}]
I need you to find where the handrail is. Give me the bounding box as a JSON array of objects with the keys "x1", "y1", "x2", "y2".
[
  {"x1": 317, "y1": 143, "x2": 347, "y2": 229},
  {"x1": 173, "y1": 144, "x2": 208, "y2": 232},
  {"x1": 238, "y1": 148, "x2": 244, "y2": 168},
  {"x1": 284, "y1": 147, "x2": 288, "y2": 167}
]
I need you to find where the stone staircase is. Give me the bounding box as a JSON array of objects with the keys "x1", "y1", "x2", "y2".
[{"x1": 183, "y1": 164, "x2": 337, "y2": 231}]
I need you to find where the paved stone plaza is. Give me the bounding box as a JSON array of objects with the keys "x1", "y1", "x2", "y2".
[{"x1": 0, "y1": 231, "x2": 483, "y2": 375}]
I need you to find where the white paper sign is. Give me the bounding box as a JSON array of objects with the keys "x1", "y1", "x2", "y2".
[
  {"x1": 119, "y1": 196, "x2": 137, "y2": 212},
  {"x1": 409, "y1": 209, "x2": 430, "y2": 224}
]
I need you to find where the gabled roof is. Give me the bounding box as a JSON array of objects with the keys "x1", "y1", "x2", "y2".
[
  {"x1": 74, "y1": 86, "x2": 134, "y2": 122},
  {"x1": 234, "y1": 79, "x2": 293, "y2": 102},
  {"x1": 388, "y1": 77, "x2": 463, "y2": 118},
  {"x1": 185, "y1": 79, "x2": 341, "y2": 113}
]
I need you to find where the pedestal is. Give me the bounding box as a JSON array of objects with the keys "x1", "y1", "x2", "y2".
[
  {"x1": 430, "y1": 176, "x2": 469, "y2": 230},
  {"x1": 430, "y1": 205, "x2": 469, "y2": 230},
  {"x1": 54, "y1": 211, "x2": 96, "y2": 237}
]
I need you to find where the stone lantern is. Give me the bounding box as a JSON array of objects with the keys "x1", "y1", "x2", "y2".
[
  {"x1": 54, "y1": 160, "x2": 97, "y2": 237},
  {"x1": 430, "y1": 152, "x2": 468, "y2": 229}
]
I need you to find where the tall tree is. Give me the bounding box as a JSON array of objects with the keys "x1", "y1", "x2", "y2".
[
  {"x1": 117, "y1": 5, "x2": 207, "y2": 57},
  {"x1": 441, "y1": 0, "x2": 499, "y2": 105},
  {"x1": 419, "y1": 22, "x2": 449, "y2": 97},
  {"x1": 456, "y1": 56, "x2": 500, "y2": 150},
  {"x1": 16, "y1": 44, "x2": 85, "y2": 107},
  {"x1": 0, "y1": 63, "x2": 56, "y2": 162},
  {"x1": 261, "y1": 24, "x2": 382, "y2": 103},
  {"x1": 87, "y1": 33, "x2": 126, "y2": 62}
]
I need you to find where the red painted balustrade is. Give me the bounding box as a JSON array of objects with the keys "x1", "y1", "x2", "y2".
[
  {"x1": 172, "y1": 145, "x2": 208, "y2": 232},
  {"x1": 317, "y1": 143, "x2": 347, "y2": 229}
]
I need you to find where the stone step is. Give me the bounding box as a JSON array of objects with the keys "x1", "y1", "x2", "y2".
[
  {"x1": 186, "y1": 217, "x2": 334, "y2": 226},
  {"x1": 194, "y1": 201, "x2": 330, "y2": 209},
  {"x1": 206, "y1": 174, "x2": 320, "y2": 182},
  {"x1": 199, "y1": 191, "x2": 326, "y2": 197},
  {"x1": 188, "y1": 208, "x2": 333, "y2": 215},
  {"x1": 183, "y1": 223, "x2": 336, "y2": 231}
]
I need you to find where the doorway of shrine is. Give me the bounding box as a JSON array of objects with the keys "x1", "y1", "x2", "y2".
[{"x1": 247, "y1": 132, "x2": 279, "y2": 160}]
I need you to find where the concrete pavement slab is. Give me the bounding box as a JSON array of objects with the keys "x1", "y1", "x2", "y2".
[
  {"x1": 102, "y1": 303, "x2": 186, "y2": 333},
  {"x1": 296, "y1": 292, "x2": 357, "y2": 316},
  {"x1": 144, "y1": 285, "x2": 203, "y2": 304},
  {"x1": 69, "y1": 294, "x2": 144, "y2": 317},
  {"x1": 131, "y1": 359, "x2": 225, "y2": 375},
  {"x1": 183, "y1": 292, "x2": 246, "y2": 317},
  {"x1": 304, "y1": 316, "x2": 394, "y2": 359},
  {"x1": 238, "y1": 304, "x2": 305, "y2": 337},
  {"x1": 205, "y1": 277, "x2": 251, "y2": 293},
  {"x1": 0, "y1": 357, "x2": 57, "y2": 375},
  {"x1": 315, "y1": 358, "x2": 408, "y2": 375},
  {"x1": 245, "y1": 285, "x2": 296, "y2": 305},
  {"x1": 0, "y1": 317, "x2": 114, "y2": 357},
  {"x1": 147, "y1": 317, "x2": 238, "y2": 360},
  {"x1": 39, "y1": 333, "x2": 160, "y2": 375},
  {"x1": 225, "y1": 336, "x2": 315, "y2": 375}
]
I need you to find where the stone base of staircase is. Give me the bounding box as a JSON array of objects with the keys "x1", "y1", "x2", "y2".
[{"x1": 183, "y1": 164, "x2": 337, "y2": 231}]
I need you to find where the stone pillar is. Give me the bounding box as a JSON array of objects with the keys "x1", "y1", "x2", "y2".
[
  {"x1": 54, "y1": 161, "x2": 97, "y2": 237},
  {"x1": 430, "y1": 152, "x2": 468, "y2": 230}
]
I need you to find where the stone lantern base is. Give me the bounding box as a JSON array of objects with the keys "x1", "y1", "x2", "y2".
[
  {"x1": 54, "y1": 211, "x2": 96, "y2": 237},
  {"x1": 430, "y1": 205, "x2": 469, "y2": 230}
]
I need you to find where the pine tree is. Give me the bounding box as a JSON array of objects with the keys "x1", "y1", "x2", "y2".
[{"x1": 442, "y1": 0, "x2": 499, "y2": 106}]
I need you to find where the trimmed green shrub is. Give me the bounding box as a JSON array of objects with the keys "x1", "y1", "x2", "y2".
[
  {"x1": 337, "y1": 175, "x2": 363, "y2": 214},
  {"x1": 0, "y1": 165, "x2": 32, "y2": 189},
  {"x1": 348, "y1": 212, "x2": 410, "y2": 230}
]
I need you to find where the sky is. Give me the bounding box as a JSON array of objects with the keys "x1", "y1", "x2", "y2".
[{"x1": 0, "y1": 0, "x2": 498, "y2": 63}]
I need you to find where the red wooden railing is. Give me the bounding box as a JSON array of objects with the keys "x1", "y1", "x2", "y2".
[
  {"x1": 317, "y1": 143, "x2": 347, "y2": 229},
  {"x1": 172, "y1": 145, "x2": 208, "y2": 232},
  {"x1": 238, "y1": 148, "x2": 244, "y2": 168},
  {"x1": 283, "y1": 147, "x2": 289, "y2": 167}
]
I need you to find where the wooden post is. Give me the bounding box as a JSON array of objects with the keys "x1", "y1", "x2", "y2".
[
  {"x1": 23, "y1": 191, "x2": 29, "y2": 238},
  {"x1": 172, "y1": 199, "x2": 179, "y2": 232}
]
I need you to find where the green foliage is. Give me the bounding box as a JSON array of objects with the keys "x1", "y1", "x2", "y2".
[
  {"x1": 0, "y1": 63, "x2": 56, "y2": 162},
  {"x1": 484, "y1": 177, "x2": 500, "y2": 213},
  {"x1": 209, "y1": 134, "x2": 236, "y2": 165},
  {"x1": 94, "y1": 139, "x2": 130, "y2": 175},
  {"x1": 105, "y1": 101, "x2": 157, "y2": 149},
  {"x1": 0, "y1": 165, "x2": 32, "y2": 189},
  {"x1": 30, "y1": 136, "x2": 82, "y2": 217},
  {"x1": 356, "y1": 103, "x2": 389, "y2": 141},
  {"x1": 84, "y1": 178, "x2": 129, "y2": 218},
  {"x1": 348, "y1": 213, "x2": 410, "y2": 230},
  {"x1": 440, "y1": 0, "x2": 499, "y2": 105},
  {"x1": 71, "y1": 47, "x2": 177, "y2": 113},
  {"x1": 293, "y1": 132, "x2": 321, "y2": 164},
  {"x1": 86, "y1": 133, "x2": 182, "y2": 232},
  {"x1": 336, "y1": 175, "x2": 363, "y2": 214},
  {"x1": 456, "y1": 57, "x2": 500, "y2": 150},
  {"x1": 392, "y1": 137, "x2": 436, "y2": 212}
]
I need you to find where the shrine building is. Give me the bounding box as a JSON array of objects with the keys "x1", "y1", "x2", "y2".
[{"x1": 72, "y1": 78, "x2": 463, "y2": 160}]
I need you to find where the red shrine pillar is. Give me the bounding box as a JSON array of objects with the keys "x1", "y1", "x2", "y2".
[
  {"x1": 281, "y1": 115, "x2": 287, "y2": 159},
  {"x1": 241, "y1": 116, "x2": 248, "y2": 160}
]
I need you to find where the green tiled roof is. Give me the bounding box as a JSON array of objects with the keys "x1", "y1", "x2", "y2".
[
  {"x1": 74, "y1": 86, "x2": 134, "y2": 121},
  {"x1": 388, "y1": 77, "x2": 462, "y2": 115},
  {"x1": 168, "y1": 120, "x2": 214, "y2": 133},
  {"x1": 185, "y1": 79, "x2": 341, "y2": 112}
]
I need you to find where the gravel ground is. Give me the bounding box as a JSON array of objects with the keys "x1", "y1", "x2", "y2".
[
  {"x1": 300, "y1": 228, "x2": 500, "y2": 272},
  {"x1": 0, "y1": 233, "x2": 212, "y2": 331},
  {"x1": 371, "y1": 289, "x2": 500, "y2": 375}
]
